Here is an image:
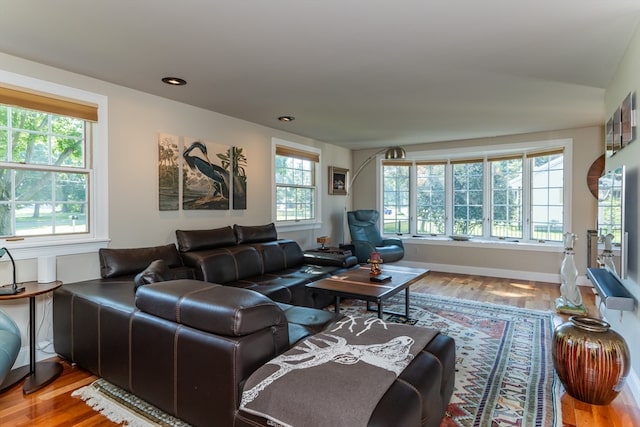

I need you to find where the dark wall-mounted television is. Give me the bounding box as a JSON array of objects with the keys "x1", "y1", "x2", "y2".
[{"x1": 597, "y1": 166, "x2": 627, "y2": 280}]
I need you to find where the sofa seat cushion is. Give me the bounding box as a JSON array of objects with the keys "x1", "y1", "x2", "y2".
[
  {"x1": 135, "y1": 280, "x2": 286, "y2": 337},
  {"x1": 227, "y1": 281, "x2": 292, "y2": 304},
  {"x1": 277, "y1": 304, "x2": 341, "y2": 334},
  {"x1": 277, "y1": 303, "x2": 342, "y2": 346}
]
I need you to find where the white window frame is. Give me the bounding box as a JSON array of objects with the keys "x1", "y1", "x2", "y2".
[
  {"x1": 379, "y1": 138, "x2": 572, "y2": 246},
  {"x1": 0, "y1": 70, "x2": 109, "y2": 260},
  {"x1": 272, "y1": 138, "x2": 321, "y2": 232}
]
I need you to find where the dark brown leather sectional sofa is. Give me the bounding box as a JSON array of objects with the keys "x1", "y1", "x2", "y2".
[
  {"x1": 176, "y1": 224, "x2": 359, "y2": 308},
  {"x1": 53, "y1": 224, "x2": 456, "y2": 426}
]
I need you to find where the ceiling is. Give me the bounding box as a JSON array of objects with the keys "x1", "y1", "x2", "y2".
[{"x1": 2, "y1": 1, "x2": 640, "y2": 150}]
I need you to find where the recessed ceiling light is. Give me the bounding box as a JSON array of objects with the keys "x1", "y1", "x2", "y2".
[
  {"x1": 278, "y1": 116, "x2": 295, "y2": 122},
  {"x1": 162, "y1": 77, "x2": 187, "y2": 86}
]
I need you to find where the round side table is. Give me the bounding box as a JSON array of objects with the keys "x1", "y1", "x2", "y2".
[{"x1": 0, "y1": 281, "x2": 63, "y2": 394}]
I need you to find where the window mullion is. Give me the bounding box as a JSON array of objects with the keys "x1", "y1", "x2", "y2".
[
  {"x1": 484, "y1": 159, "x2": 491, "y2": 238},
  {"x1": 445, "y1": 163, "x2": 453, "y2": 236},
  {"x1": 410, "y1": 161, "x2": 417, "y2": 235},
  {"x1": 523, "y1": 157, "x2": 532, "y2": 241}
]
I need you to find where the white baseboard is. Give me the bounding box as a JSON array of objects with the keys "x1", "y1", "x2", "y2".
[
  {"x1": 394, "y1": 259, "x2": 574, "y2": 284},
  {"x1": 624, "y1": 368, "x2": 640, "y2": 409}
]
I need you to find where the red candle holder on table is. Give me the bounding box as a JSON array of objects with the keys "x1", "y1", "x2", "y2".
[{"x1": 368, "y1": 251, "x2": 382, "y2": 276}]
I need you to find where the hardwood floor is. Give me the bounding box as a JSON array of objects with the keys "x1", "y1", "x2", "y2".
[{"x1": 0, "y1": 271, "x2": 639, "y2": 426}]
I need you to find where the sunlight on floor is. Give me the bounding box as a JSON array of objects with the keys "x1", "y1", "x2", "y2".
[
  {"x1": 509, "y1": 282, "x2": 536, "y2": 290},
  {"x1": 488, "y1": 290, "x2": 535, "y2": 298}
]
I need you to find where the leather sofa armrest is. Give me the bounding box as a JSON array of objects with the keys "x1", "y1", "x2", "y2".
[{"x1": 303, "y1": 252, "x2": 358, "y2": 268}]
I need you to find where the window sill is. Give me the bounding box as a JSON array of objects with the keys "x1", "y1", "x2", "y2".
[
  {"x1": 276, "y1": 221, "x2": 322, "y2": 233},
  {"x1": 2, "y1": 237, "x2": 110, "y2": 260},
  {"x1": 395, "y1": 235, "x2": 564, "y2": 253}
]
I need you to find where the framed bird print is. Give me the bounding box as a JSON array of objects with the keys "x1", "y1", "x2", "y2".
[
  {"x1": 158, "y1": 133, "x2": 180, "y2": 211},
  {"x1": 182, "y1": 138, "x2": 231, "y2": 210},
  {"x1": 225, "y1": 146, "x2": 248, "y2": 210}
]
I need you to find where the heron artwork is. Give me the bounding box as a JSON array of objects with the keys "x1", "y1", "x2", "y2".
[{"x1": 183, "y1": 141, "x2": 230, "y2": 209}]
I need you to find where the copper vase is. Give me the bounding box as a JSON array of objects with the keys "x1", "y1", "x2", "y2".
[{"x1": 552, "y1": 316, "x2": 630, "y2": 405}]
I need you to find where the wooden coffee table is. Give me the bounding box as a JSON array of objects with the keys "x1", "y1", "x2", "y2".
[{"x1": 306, "y1": 265, "x2": 429, "y2": 320}]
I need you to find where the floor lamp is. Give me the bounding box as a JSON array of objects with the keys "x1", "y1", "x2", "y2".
[{"x1": 341, "y1": 146, "x2": 406, "y2": 245}]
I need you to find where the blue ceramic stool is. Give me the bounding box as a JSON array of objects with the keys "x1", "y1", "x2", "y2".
[{"x1": 0, "y1": 309, "x2": 21, "y2": 387}]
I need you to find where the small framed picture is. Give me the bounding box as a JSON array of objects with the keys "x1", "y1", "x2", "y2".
[
  {"x1": 605, "y1": 116, "x2": 614, "y2": 157},
  {"x1": 329, "y1": 166, "x2": 348, "y2": 195},
  {"x1": 612, "y1": 107, "x2": 622, "y2": 154},
  {"x1": 621, "y1": 91, "x2": 636, "y2": 146}
]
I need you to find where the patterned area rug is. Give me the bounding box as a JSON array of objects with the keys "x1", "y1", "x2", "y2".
[
  {"x1": 72, "y1": 294, "x2": 561, "y2": 427},
  {"x1": 72, "y1": 379, "x2": 190, "y2": 427},
  {"x1": 342, "y1": 293, "x2": 562, "y2": 427}
]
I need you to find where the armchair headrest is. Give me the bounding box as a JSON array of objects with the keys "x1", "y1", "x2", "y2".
[{"x1": 348, "y1": 209, "x2": 379, "y2": 223}]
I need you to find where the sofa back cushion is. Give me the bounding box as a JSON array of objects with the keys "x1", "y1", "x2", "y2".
[
  {"x1": 133, "y1": 259, "x2": 170, "y2": 291},
  {"x1": 255, "y1": 241, "x2": 286, "y2": 273},
  {"x1": 99, "y1": 244, "x2": 183, "y2": 278},
  {"x1": 234, "y1": 223, "x2": 277, "y2": 244},
  {"x1": 278, "y1": 240, "x2": 305, "y2": 266},
  {"x1": 135, "y1": 280, "x2": 286, "y2": 337},
  {"x1": 176, "y1": 226, "x2": 237, "y2": 252},
  {"x1": 186, "y1": 246, "x2": 263, "y2": 283}
]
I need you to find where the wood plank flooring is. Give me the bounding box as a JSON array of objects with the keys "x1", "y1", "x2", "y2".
[{"x1": 0, "y1": 271, "x2": 638, "y2": 426}]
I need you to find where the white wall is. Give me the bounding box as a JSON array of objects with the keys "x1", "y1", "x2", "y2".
[
  {"x1": 603, "y1": 23, "x2": 640, "y2": 404},
  {"x1": 0, "y1": 52, "x2": 350, "y2": 367}
]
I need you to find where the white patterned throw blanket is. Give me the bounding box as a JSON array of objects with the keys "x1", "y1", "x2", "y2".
[{"x1": 239, "y1": 315, "x2": 439, "y2": 427}]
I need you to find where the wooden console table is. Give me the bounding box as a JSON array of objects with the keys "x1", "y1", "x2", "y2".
[{"x1": 0, "y1": 281, "x2": 63, "y2": 394}]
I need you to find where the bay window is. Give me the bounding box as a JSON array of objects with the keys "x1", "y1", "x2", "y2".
[{"x1": 381, "y1": 142, "x2": 569, "y2": 243}]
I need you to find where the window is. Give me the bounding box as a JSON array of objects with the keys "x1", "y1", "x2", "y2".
[
  {"x1": 452, "y1": 159, "x2": 484, "y2": 236},
  {"x1": 529, "y1": 150, "x2": 564, "y2": 241},
  {"x1": 490, "y1": 156, "x2": 523, "y2": 239},
  {"x1": 382, "y1": 162, "x2": 410, "y2": 234},
  {"x1": 274, "y1": 142, "x2": 319, "y2": 223},
  {"x1": 416, "y1": 162, "x2": 445, "y2": 235},
  {"x1": 381, "y1": 141, "x2": 569, "y2": 243},
  {"x1": 0, "y1": 105, "x2": 90, "y2": 237},
  {"x1": 0, "y1": 71, "x2": 108, "y2": 258}
]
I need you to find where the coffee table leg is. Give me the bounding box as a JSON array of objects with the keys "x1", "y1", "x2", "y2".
[
  {"x1": 334, "y1": 296, "x2": 341, "y2": 313},
  {"x1": 377, "y1": 301, "x2": 383, "y2": 319},
  {"x1": 405, "y1": 288, "x2": 410, "y2": 318}
]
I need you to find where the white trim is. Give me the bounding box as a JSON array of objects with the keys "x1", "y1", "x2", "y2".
[
  {"x1": 402, "y1": 236, "x2": 564, "y2": 252},
  {"x1": 624, "y1": 368, "x2": 640, "y2": 410},
  {"x1": 407, "y1": 138, "x2": 572, "y2": 160},
  {"x1": 394, "y1": 259, "x2": 564, "y2": 283},
  {"x1": 598, "y1": 310, "x2": 640, "y2": 409},
  {"x1": 272, "y1": 138, "x2": 322, "y2": 230},
  {"x1": 0, "y1": 69, "x2": 109, "y2": 258}
]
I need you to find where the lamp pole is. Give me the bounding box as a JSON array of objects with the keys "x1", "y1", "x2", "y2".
[{"x1": 341, "y1": 146, "x2": 406, "y2": 245}]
